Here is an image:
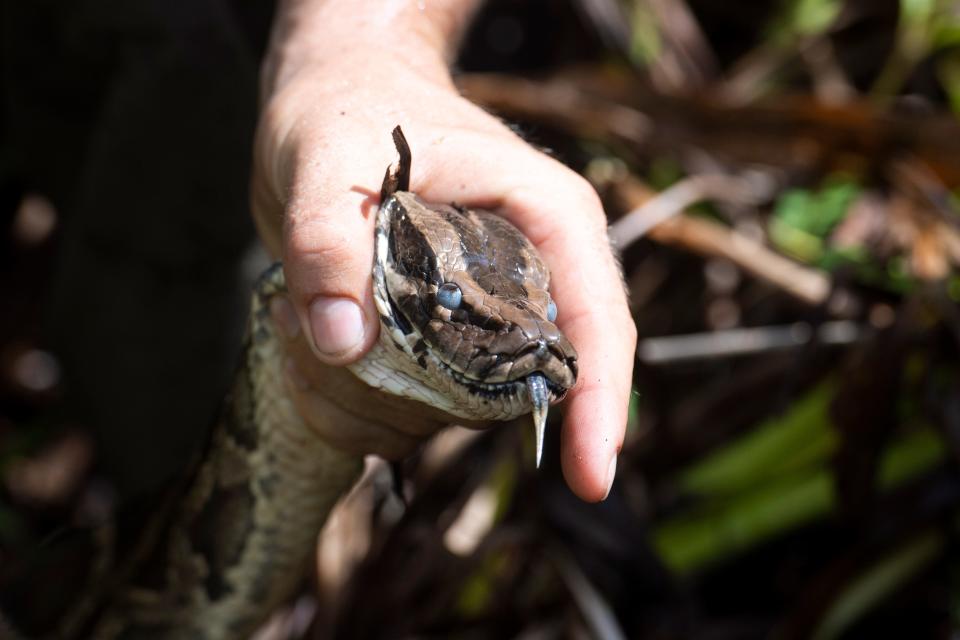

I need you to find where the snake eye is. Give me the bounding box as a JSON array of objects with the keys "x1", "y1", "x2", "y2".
[
  {"x1": 547, "y1": 299, "x2": 558, "y2": 322},
  {"x1": 437, "y1": 283, "x2": 463, "y2": 310}
]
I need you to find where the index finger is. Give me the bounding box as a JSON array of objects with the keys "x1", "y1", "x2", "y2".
[
  {"x1": 505, "y1": 182, "x2": 635, "y2": 502},
  {"x1": 417, "y1": 133, "x2": 636, "y2": 501}
]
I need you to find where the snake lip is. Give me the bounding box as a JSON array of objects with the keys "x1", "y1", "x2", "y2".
[{"x1": 438, "y1": 355, "x2": 569, "y2": 402}]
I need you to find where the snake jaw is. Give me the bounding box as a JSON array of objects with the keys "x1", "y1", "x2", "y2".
[{"x1": 526, "y1": 373, "x2": 549, "y2": 468}]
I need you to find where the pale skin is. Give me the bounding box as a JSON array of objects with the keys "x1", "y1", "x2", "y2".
[{"x1": 252, "y1": 0, "x2": 636, "y2": 501}]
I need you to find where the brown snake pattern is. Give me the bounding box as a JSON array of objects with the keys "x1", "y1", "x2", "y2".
[{"x1": 25, "y1": 127, "x2": 577, "y2": 639}]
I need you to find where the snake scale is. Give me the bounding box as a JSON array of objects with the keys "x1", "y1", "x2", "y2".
[{"x1": 11, "y1": 127, "x2": 578, "y2": 639}]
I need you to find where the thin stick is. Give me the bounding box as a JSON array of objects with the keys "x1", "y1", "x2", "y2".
[
  {"x1": 608, "y1": 173, "x2": 774, "y2": 246},
  {"x1": 609, "y1": 176, "x2": 832, "y2": 306},
  {"x1": 638, "y1": 321, "x2": 864, "y2": 364}
]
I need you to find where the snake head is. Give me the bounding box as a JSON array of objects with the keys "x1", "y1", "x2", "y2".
[{"x1": 351, "y1": 127, "x2": 578, "y2": 465}]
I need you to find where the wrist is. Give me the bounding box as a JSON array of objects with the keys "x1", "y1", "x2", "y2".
[{"x1": 262, "y1": 0, "x2": 480, "y2": 100}]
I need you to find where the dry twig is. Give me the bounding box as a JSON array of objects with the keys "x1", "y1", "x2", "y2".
[
  {"x1": 607, "y1": 176, "x2": 832, "y2": 306},
  {"x1": 458, "y1": 72, "x2": 960, "y2": 187},
  {"x1": 638, "y1": 321, "x2": 863, "y2": 364},
  {"x1": 608, "y1": 173, "x2": 775, "y2": 245}
]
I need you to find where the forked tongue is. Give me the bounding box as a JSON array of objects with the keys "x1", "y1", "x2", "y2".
[{"x1": 526, "y1": 373, "x2": 550, "y2": 468}]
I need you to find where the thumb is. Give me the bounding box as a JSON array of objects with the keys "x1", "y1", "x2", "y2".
[{"x1": 279, "y1": 161, "x2": 383, "y2": 366}]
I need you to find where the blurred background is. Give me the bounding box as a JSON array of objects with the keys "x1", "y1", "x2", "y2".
[{"x1": 3, "y1": 0, "x2": 960, "y2": 638}]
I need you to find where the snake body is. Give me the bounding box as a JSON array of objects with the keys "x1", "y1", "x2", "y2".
[
  {"x1": 52, "y1": 127, "x2": 577, "y2": 638},
  {"x1": 77, "y1": 266, "x2": 362, "y2": 639}
]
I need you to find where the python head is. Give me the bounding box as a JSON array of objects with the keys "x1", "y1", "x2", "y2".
[{"x1": 347, "y1": 127, "x2": 578, "y2": 466}]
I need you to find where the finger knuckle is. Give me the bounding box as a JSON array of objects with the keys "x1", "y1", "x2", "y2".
[
  {"x1": 569, "y1": 174, "x2": 603, "y2": 210},
  {"x1": 284, "y1": 230, "x2": 357, "y2": 288}
]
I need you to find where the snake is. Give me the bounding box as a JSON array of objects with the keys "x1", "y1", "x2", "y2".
[{"x1": 11, "y1": 127, "x2": 578, "y2": 639}]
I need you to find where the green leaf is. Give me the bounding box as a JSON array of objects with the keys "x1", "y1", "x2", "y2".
[
  {"x1": 628, "y1": 3, "x2": 662, "y2": 66},
  {"x1": 627, "y1": 389, "x2": 642, "y2": 436},
  {"x1": 654, "y1": 426, "x2": 944, "y2": 574},
  {"x1": 812, "y1": 531, "x2": 944, "y2": 640},
  {"x1": 677, "y1": 381, "x2": 835, "y2": 497},
  {"x1": 769, "y1": 216, "x2": 825, "y2": 262},
  {"x1": 819, "y1": 245, "x2": 871, "y2": 271},
  {"x1": 791, "y1": 0, "x2": 843, "y2": 35},
  {"x1": 767, "y1": 0, "x2": 843, "y2": 43},
  {"x1": 900, "y1": 0, "x2": 936, "y2": 26},
  {"x1": 937, "y1": 52, "x2": 960, "y2": 115},
  {"x1": 948, "y1": 275, "x2": 960, "y2": 302},
  {"x1": 932, "y1": 23, "x2": 960, "y2": 48},
  {"x1": 646, "y1": 157, "x2": 684, "y2": 191},
  {"x1": 770, "y1": 178, "x2": 861, "y2": 263}
]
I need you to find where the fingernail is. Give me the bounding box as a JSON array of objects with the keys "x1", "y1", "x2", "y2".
[
  {"x1": 270, "y1": 296, "x2": 300, "y2": 339},
  {"x1": 285, "y1": 358, "x2": 310, "y2": 391},
  {"x1": 603, "y1": 453, "x2": 617, "y2": 500},
  {"x1": 308, "y1": 297, "x2": 365, "y2": 357}
]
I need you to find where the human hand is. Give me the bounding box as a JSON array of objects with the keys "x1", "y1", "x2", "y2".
[{"x1": 252, "y1": 2, "x2": 635, "y2": 501}]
